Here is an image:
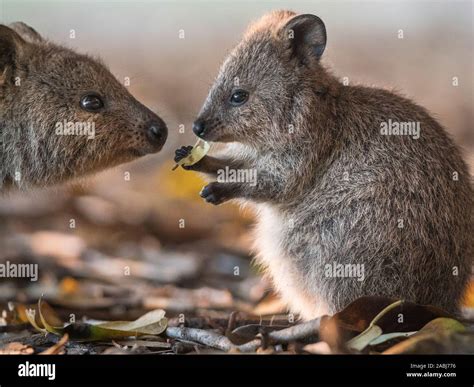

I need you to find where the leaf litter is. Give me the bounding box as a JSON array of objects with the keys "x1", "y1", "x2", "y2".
[{"x1": 0, "y1": 170, "x2": 473, "y2": 354}]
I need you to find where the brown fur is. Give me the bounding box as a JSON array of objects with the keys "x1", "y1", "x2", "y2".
[
  {"x1": 177, "y1": 10, "x2": 473, "y2": 319},
  {"x1": 0, "y1": 22, "x2": 167, "y2": 190}
]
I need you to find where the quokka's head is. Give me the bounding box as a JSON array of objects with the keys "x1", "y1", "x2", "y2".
[
  {"x1": 0, "y1": 23, "x2": 167, "y2": 187},
  {"x1": 193, "y1": 10, "x2": 334, "y2": 147}
]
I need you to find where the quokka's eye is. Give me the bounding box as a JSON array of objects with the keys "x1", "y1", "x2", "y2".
[
  {"x1": 230, "y1": 89, "x2": 249, "y2": 106},
  {"x1": 80, "y1": 93, "x2": 104, "y2": 112}
]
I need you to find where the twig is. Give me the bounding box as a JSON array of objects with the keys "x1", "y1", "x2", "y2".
[
  {"x1": 267, "y1": 318, "x2": 322, "y2": 343},
  {"x1": 166, "y1": 327, "x2": 234, "y2": 352},
  {"x1": 236, "y1": 318, "x2": 322, "y2": 352},
  {"x1": 166, "y1": 317, "x2": 322, "y2": 353},
  {"x1": 39, "y1": 334, "x2": 69, "y2": 355}
]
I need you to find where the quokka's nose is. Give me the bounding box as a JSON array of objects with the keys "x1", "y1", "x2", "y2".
[
  {"x1": 146, "y1": 119, "x2": 168, "y2": 147},
  {"x1": 192, "y1": 119, "x2": 206, "y2": 137}
]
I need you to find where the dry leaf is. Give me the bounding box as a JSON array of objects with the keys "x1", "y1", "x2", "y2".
[
  {"x1": 25, "y1": 299, "x2": 168, "y2": 342},
  {"x1": 347, "y1": 300, "x2": 402, "y2": 351},
  {"x1": 320, "y1": 296, "x2": 451, "y2": 352},
  {"x1": 172, "y1": 139, "x2": 210, "y2": 170}
]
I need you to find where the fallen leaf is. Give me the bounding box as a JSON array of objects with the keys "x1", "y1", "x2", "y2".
[
  {"x1": 95, "y1": 309, "x2": 167, "y2": 335},
  {"x1": 419, "y1": 318, "x2": 466, "y2": 334},
  {"x1": 23, "y1": 299, "x2": 63, "y2": 334},
  {"x1": 383, "y1": 332, "x2": 473, "y2": 354},
  {"x1": 25, "y1": 299, "x2": 168, "y2": 342},
  {"x1": 320, "y1": 296, "x2": 451, "y2": 352},
  {"x1": 62, "y1": 309, "x2": 167, "y2": 342},
  {"x1": 5, "y1": 301, "x2": 62, "y2": 327},
  {"x1": 383, "y1": 317, "x2": 468, "y2": 354},
  {"x1": 347, "y1": 300, "x2": 402, "y2": 351}
]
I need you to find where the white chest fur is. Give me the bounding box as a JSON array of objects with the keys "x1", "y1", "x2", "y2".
[{"x1": 252, "y1": 204, "x2": 329, "y2": 320}]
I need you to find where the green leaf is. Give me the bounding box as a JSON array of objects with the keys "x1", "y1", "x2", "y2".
[
  {"x1": 418, "y1": 318, "x2": 466, "y2": 334},
  {"x1": 383, "y1": 318, "x2": 467, "y2": 354}
]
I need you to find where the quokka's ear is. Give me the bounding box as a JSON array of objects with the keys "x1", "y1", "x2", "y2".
[
  {"x1": 0, "y1": 25, "x2": 26, "y2": 83},
  {"x1": 9, "y1": 22, "x2": 43, "y2": 44},
  {"x1": 282, "y1": 14, "x2": 326, "y2": 64}
]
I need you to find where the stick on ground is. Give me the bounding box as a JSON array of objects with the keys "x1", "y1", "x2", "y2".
[{"x1": 166, "y1": 318, "x2": 322, "y2": 353}]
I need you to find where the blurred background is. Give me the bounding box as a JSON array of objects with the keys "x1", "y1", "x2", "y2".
[{"x1": 0, "y1": 0, "x2": 472, "y2": 327}]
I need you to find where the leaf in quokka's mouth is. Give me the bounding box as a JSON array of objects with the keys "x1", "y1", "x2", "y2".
[
  {"x1": 26, "y1": 299, "x2": 168, "y2": 342},
  {"x1": 172, "y1": 139, "x2": 210, "y2": 170}
]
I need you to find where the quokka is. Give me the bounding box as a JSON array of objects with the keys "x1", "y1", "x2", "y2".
[{"x1": 176, "y1": 10, "x2": 473, "y2": 319}]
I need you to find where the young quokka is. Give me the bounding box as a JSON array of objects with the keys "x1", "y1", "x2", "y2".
[
  {"x1": 0, "y1": 22, "x2": 167, "y2": 191},
  {"x1": 175, "y1": 10, "x2": 473, "y2": 320}
]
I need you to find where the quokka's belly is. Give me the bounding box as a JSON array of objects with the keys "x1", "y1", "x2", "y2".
[{"x1": 252, "y1": 203, "x2": 329, "y2": 320}]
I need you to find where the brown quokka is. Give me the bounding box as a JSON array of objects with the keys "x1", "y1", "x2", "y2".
[
  {"x1": 175, "y1": 10, "x2": 473, "y2": 319},
  {"x1": 0, "y1": 22, "x2": 167, "y2": 191}
]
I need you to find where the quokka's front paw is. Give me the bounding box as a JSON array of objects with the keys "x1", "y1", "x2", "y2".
[
  {"x1": 174, "y1": 145, "x2": 193, "y2": 163},
  {"x1": 200, "y1": 183, "x2": 229, "y2": 205}
]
